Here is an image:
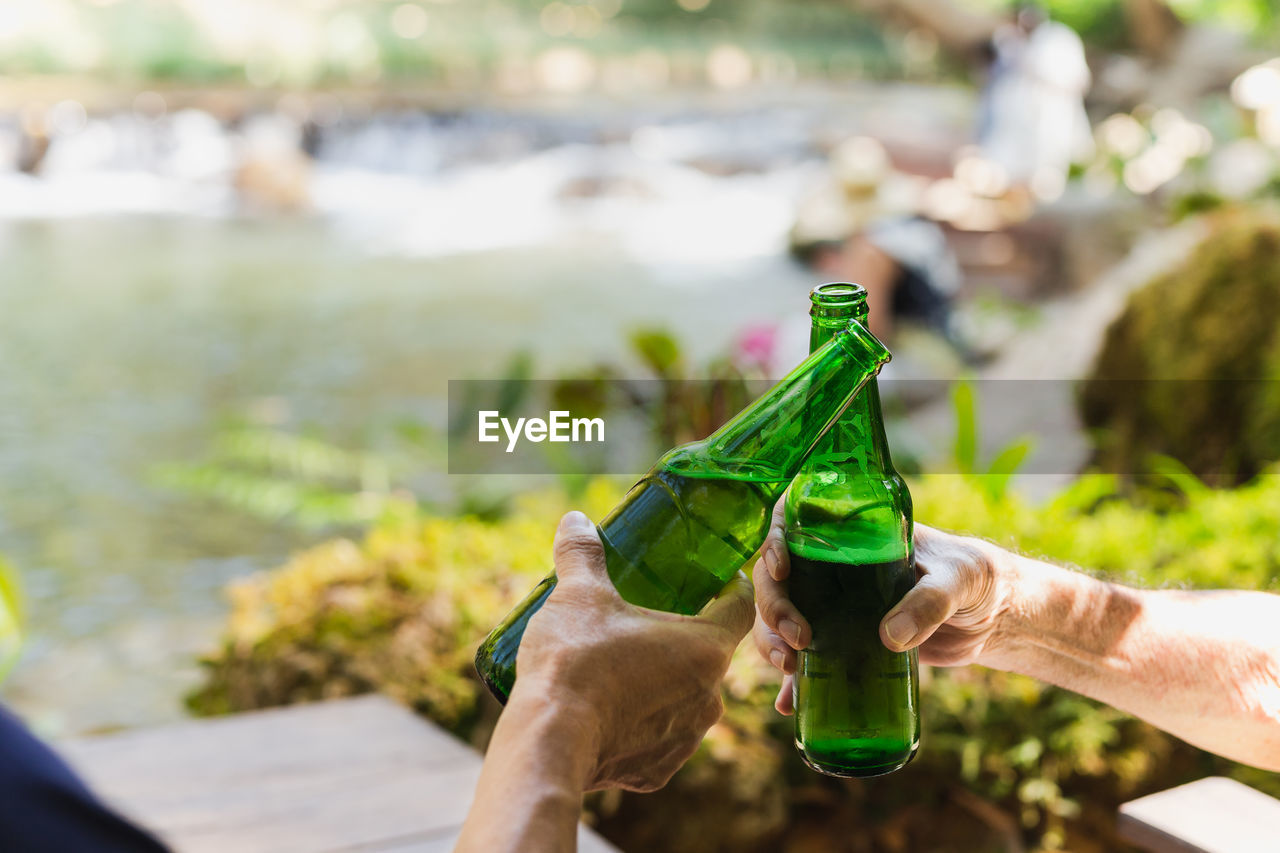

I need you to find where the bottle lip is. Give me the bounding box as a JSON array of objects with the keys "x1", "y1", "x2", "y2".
[
  {"x1": 836, "y1": 319, "x2": 891, "y2": 365},
  {"x1": 811, "y1": 282, "x2": 867, "y2": 307},
  {"x1": 810, "y1": 282, "x2": 867, "y2": 319}
]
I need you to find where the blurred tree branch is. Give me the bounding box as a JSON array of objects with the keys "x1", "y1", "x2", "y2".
[
  {"x1": 1123, "y1": 0, "x2": 1184, "y2": 60},
  {"x1": 844, "y1": 0, "x2": 1186, "y2": 61},
  {"x1": 844, "y1": 0, "x2": 1262, "y2": 109},
  {"x1": 843, "y1": 0, "x2": 1000, "y2": 60}
]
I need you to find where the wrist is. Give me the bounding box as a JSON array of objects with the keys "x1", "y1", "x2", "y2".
[
  {"x1": 980, "y1": 550, "x2": 1116, "y2": 674},
  {"x1": 502, "y1": 679, "x2": 602, "y2": 791},
  {"x1": 977, "y1": 548, "x2": 1047, "y2": 671}
]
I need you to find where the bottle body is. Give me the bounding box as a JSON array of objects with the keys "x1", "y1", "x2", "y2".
[
  {"x1": 475, "y1": 454, "x2": 781, "y2": 701},
  {"x1": 786, "y1": 283, "x2": 920, "y2": 777},
  {"x1": 475, "y1": 322, "x2": 890, "y2": 703},
  {"x1": 598, "y1": 456, "x2": 780, "y2": 613},
  {"x1": 786, "y1": 490, "x2": 920, "y2": 777}
]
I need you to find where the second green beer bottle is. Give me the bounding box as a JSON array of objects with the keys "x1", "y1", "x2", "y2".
[
  {"x1": 785, "y1": 282, "x2": 920, "y2": 778},
  {"x1": 475, "y1": 319, "x2": 891, "y2": 703}
]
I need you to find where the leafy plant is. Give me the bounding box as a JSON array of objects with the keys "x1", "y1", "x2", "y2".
[
  {"x1": 552, "y1": 327, "x2": 765, "y2": 453},
  {"x1": 187, "y1": 479, "x2": 624, "y2": 734},
  {"x1": 951, "y1": 379, "x2": 1035, "y2": 502},
  {"x1": 154, "y1": 426, "x2": 416, "y2": 530}
]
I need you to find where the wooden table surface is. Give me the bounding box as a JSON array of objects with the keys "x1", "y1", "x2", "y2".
[
  {"x1": 1118, "y1": 776, "x2": 1280, "y2": 853},
  {"x1": 59, "y1": 695, "x2": 619, "y2": 853}
]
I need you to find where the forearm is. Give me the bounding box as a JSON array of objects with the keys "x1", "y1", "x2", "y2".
[
  {"x1": 456, "y1": 687, "x2": 597, "y2": 853},
  {"x1": 983, "y1": 554, "x2": 1280, "y2": 770}
]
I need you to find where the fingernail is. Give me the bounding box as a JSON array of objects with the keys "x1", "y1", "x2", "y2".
[
  {"x1": 763, "y1": 548, "x2": 778, "y2": 578},
  {"x1": 779, "y1": 619, "x2": 802, "y2": 648},
  {"x1": 561, "y1": 511, "x2": 593, "y2": 532},
  {"x1": 884, "y1": 611, "x2": 918, "y2": 647},
  {"x1": 769, "y1": 649, "x2": 785, "y2": 670}
]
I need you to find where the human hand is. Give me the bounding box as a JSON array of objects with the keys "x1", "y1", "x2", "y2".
[
  {"x1": 752, "y1": 499, "x2": 1012, "y2": 714},
  {"x1": 512, "y1": 511, "x2": 755, "y2": 792}
]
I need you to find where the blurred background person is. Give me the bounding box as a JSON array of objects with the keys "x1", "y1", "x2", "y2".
[
  {"x1": 782, "y1": 135, "x2": 966, "y2": 372},
  {"x1": 978, "y1": 2, "x2": 1094, "y2": 201}
]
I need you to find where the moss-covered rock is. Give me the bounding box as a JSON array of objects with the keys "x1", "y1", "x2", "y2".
[{"x1": 1080, "y1": 208, "x2": 1280, "y2": 483}]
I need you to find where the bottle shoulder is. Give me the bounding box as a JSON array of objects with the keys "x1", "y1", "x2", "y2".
[{"x1": 785, "y1": 472, "x2": 911, "y2": 564}]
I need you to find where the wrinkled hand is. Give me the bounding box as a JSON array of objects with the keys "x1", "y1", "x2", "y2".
[
  {"x1": 752, "y1": 499, "x2": 1011, "y2": 714},
  {"x1": 513, "y1": 511, "x2": 755, "y2": 792}
]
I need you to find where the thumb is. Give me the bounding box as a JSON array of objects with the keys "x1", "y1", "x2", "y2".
[
  {"x1": 879, "y1": 562, "x2": 965, "y2": 652},
  {"x1": 698, "y1": 571, "x2": 754, "y2": 643},
  {"x1": 552, "y1": 511, "x2": 607, "y2": 584}
]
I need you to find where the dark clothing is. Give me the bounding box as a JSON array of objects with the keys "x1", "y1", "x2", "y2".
[
  {"x1": 891, "y1": 260, "x2": 954, "y2": 334},
  {"x1": 864, "y1": 215, "x2": 959, "y2": 335},
  {"x1": 0, "y1": 705, "x2": 168, "y2": 852}
]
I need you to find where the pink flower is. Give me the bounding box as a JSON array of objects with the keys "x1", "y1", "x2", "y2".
[{"x1": 736, "y1": 324, "x2": 778, "y2": 369}]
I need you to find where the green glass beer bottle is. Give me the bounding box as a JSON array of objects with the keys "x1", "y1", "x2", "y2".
[
  {"x1": 785, "y1": 282, "x2": 920, "y2": 778},
  {"x1": 475, "y1": 321, "x2": 891, "y2": 703}
]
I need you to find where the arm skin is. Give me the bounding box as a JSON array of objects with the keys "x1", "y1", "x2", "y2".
[
  {"x1": 456, "y1": 511, "x2": 755, "y2": 853},
  {"x1": 455, "y1": 688, "x2": 596, "y2": 853},
  {"x1": 752, "y1": 500, "x2": 1280, "y2": 771}
]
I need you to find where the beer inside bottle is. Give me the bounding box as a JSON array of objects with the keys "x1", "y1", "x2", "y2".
[
  {"x1": 786, "y1": 282, "x2": 920, "y2": 778},
  {"x1": 475, "y1": 321, "x2": 891, "y2": 703}
]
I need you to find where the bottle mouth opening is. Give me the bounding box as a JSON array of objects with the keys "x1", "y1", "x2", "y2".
[
  {"x1": 810, "y1": 282, "x2": 867, "y2": 311},
  {"x1": 808, "y1": 281, "x2": 870, "y2": 315}
]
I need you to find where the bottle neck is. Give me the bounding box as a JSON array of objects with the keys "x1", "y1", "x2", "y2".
[
  {"x1": 672, "y1": 322, "x2": 888, "y2": 500},
  {"x1": 809, "y1": 309, "x2": 896, "y2": 476}
]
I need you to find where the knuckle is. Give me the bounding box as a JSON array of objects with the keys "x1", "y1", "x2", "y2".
[
  {"x1": 751, "y1": 556, "x2": 771, "y2": 587},
  {"x1": 718, "y1": 593, "x2": 754, "y2": 639},
  {"x1": 912, "y1": 583, "x2": 954, "y2": 623},
  {"x1": 556, "y1": 531, "x2": 603, "y2": 559},
  {"x1": 752, "y1": 617, "x2": 777, "y2": 654},
  {"x1": 699, "y1": 693, "x2": 725, "y2": 729},
  {"x1": 758, "y1": 595, "x2": 793, "y2": 630}
]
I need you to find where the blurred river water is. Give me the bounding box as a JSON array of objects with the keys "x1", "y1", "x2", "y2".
[{"x1": 0, "y1": 86, "x2": 971, "y2": 732}]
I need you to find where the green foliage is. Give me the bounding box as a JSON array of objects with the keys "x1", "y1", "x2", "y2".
[
  {"x1": 953, "y1": 381, "x2": 979, "y2": 473},
  {"x1": 0, "y1": 0, "x2": 902, "y2": 84},
  {"x1": 191, "y1": 471, "x2": 1280, "y2": 850},
  {"x1": 187, "y1": 480, "x2": 623, "y2": 732},
  {"x1": 446, "y1": 350, "x2": 534, "y2": 447},
  {"x1": 629, "y1": 328, "x2": 684, "y2": 378},
  {"x1": 552, "y1": 326, "x2": 764, "y2": 451},
  {"x1": 1168, "y1": 188, "x2": 1227, "y2": 222},
  {"x1": 978, "y1": 0, "x2": 1280, "y2": 48},
  {"x1": 916, "y1": 470, "x2": 1280, "y2": 592},
  {"x1": 154, "y1": 426, "x2": 416, "y2": 530},
  {"x1": 0, "y1": 556, "x2": 22, "y2": 683},
  {"x1": 1166, "y1": 0, "x2": 1279, "y2": 33},
  {"x1": 1081, "y1": 209, "x2": 1280, "y2": 485},
  {"x1": 951, "y1": 379, "x2": 1035, "y2": 502}
]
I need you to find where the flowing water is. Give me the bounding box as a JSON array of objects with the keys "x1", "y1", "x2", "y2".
[{"x1": 0, "y1": 88, "x2": 971, "y2": 732}]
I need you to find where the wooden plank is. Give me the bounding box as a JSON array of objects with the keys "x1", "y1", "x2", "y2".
[
  {"x1": 59, "y1": 695, "x2": 619, "y2": 853},
  {"x1": 1118, "y1": 776, "x2": 1280, "y2": 853}
]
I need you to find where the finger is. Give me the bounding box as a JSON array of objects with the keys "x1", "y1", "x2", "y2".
[
  {"x1": 698, "y1": 572, "x2": 754, "y2": 642},
  {"x1": 551, "y1": 511, "x2": 608, "y2": 585},
  {"x1": 761, "y1": 498, "x2": 790, "y2": 581},
  {"x1": 752, "y1": 614, "x2": 796, "y2": 674},
  {"x1": 912, "y1": 523, "x2": 951, "y2": 563},
  {"x1": 752, "y1": 555, "x2": 810, "y2": 651},
  {"x1": 774, "y1": 673, "x2": 795, "y2": 716},
  {"x1": 879, "y1": 560, "x2": 966, "y2": 652}
]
